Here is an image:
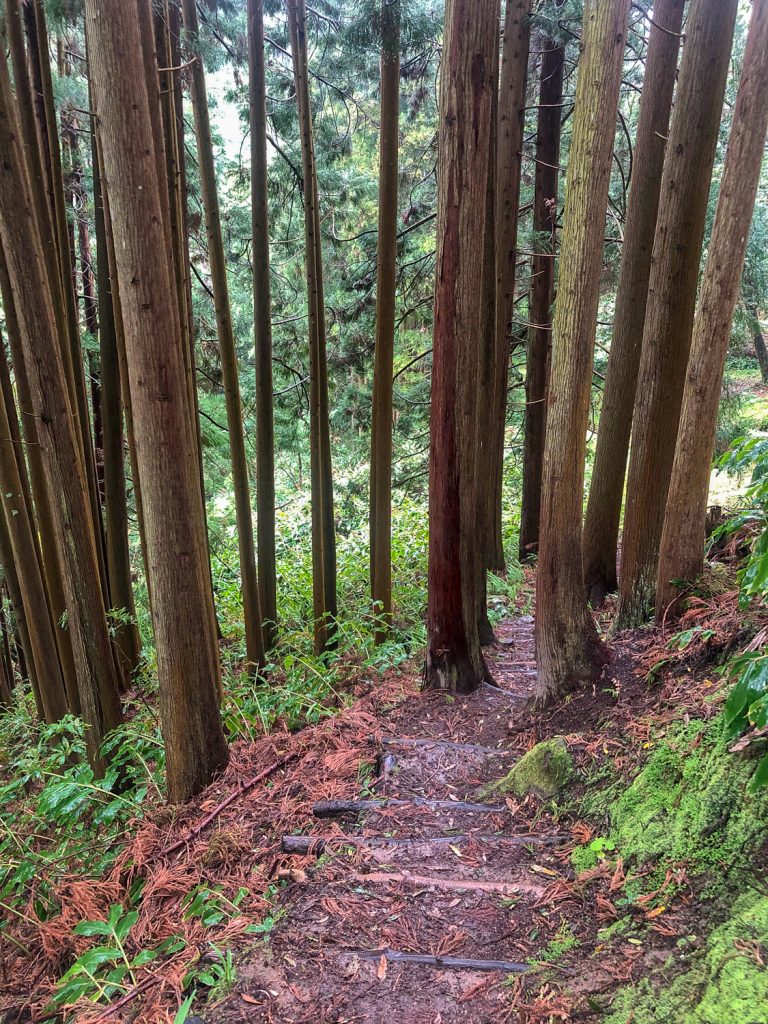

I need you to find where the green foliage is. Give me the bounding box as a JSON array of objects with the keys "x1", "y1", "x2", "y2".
[
  {"x1": 530, "y1": 921, "x2": 580, "y2": 965},
  {"x1": 713, "y1": 436, "x2": 768, "y2": 789},
  {"x1": 52, "y1": 905, "x2": 182, "y2": 1008},
  {"x1": 570, "y1": 836, "x2": 615, "y2": 876}
]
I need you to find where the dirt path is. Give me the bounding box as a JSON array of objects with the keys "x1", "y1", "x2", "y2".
[{"x1": 211, "y1": 616, "x2": 595, "y2": 1023}]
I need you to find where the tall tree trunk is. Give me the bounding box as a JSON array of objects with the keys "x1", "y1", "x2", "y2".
[
  {"x1": 0, "y1": 240, "x2": 80, "y2": 713},
  {"x1": 491, "y1": 0, "x2": 531, "y2": 571},
  {"x1": 0, "y1": 352, "x2": 68, "y2": 722},
  {"x1": 656, "y1": 0, "x2": 768, "y2": 618},
  {"x1": 369, "y1": 0, "x2": 400, "y2": 645},
  {"x1": 475, "y1": 29, "x2": 500, "y2": 649},
  {"x1": 86, "y1": 0, "x2": 229, "y2": 802},
  {"x1": 616, "y1": 0, "x2": 738, "y2": 629},
  {"x1": 181, "y1": 0, "x2": 265, "y2": 671},
  {"x1": 518, "y1": 31, "x2": 564, "y2": 561},
  {"x1": 286, "y1": 0, "x2": 337, "y2": 654},
  {"x1": 582, "y1": 0, "x2": 685, "y2": 605},
  {"x1": 752, "y1": 312, "x2": 768, "y2": 384},
  {"x1": 534, "y1": 0, "x2": 631, "y2": 704},
  {"x1": 248, "y1": 0, "x2": 277, "y2": 649},
  {"x1": 424, "y1": 0, "x2": 499, "y2": 694},
  {"x1": 24, "y1": 0, "x2": 110, "y2": 598},
  {"x1": 92, "y1": 130, "x2": 142, "y2": 680},
  {"x1": 0, "y1": 45, "x2": 124, "y2": 770}
]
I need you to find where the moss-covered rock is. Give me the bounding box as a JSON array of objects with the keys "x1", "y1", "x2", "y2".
[
  {"x1": 605, "y1": 894, "x2": 768, "y2": 1024},
  {"x1": 479, "y1": 738, "x2": 574, "y2": 800}
]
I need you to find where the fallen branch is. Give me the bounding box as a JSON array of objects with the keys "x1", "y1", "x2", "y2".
[
  {"x1": 282, "y1": 832, "x2": 564, "y2": 855},
  {"x1": 349, "y1": 870, "x2": 542, "y2": 894},
  {"x1": 352, "y1": 947, "x2": 529, "y2": 973},
  {"x1": 382, "y1": 737, "x2": 514, "y2": 757},
  {"x1": 153, "y1": 750, "x2": 299, "y2": 861},
  {"x1": 313, "y1": 796, "x2": 508, "y2": 817}
]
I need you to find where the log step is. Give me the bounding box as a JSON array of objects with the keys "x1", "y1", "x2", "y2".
[
  {"x1": 352, "y1": 947, "x2": 529, "y2": 973},
  {"x1": 312, "y1": 797, "x2": 508, "y2": 818}
]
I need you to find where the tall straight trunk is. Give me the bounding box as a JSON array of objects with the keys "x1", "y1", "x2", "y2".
[
  {"x1": 534, "y1": 0, "x2": 631, "y2": 704},
  {"x1": 475, "y1": 20, "x2": 500, "y2": 648},
  {"x1": 0, "y1": 354, "x2": 68, "y2": 722},
  {"x1": 86, "y1": 0, "x2": 229, "y2": 802},
  {"x1": 91, "y1": 127, "x2": 152, "y2": 607},
  {"x1": 248, "y1": 0, "x2": 277, "y2": 649},
  {"x1": 490, "y1": 0, "x2": 531, "y2": 571},
  {"x1": 0, "y1": 520, "x2": 43, "y2": 718},
  {"x1": 616, "y1": 0, "x2": 738, "y2": 629},
  {"x1": 754, "y1": 322, "x2": 768, "y2": 384},
  {"x1": 25, "y1": 0, "x2": 109, "y2": 597},
  {"x1": 656, "y1": 0, "x2": 768, "y2": 618},
  {"x1": 0, "y1": 46, "x2": 123, "y2": 769},
  {"x1": 181, "y1": 0, "x2": 265, "y2": 671},
  {"x1": 0, "y1": 240, "x2": 80, "y2": 712},
  {"x1": 286, "y1": 0, "x2": 337, "y2": 654},
  {"x1": 0, "y1": 598, "x2": 12, "y2": 709},
  {"x1": 582, "y1": 0, "x2": 685, "y2": 605},
  {"x1": 424, "y1": 0, "x2": 499, "y2": 694},
  {"x1": 92, "y1": 131, "x2": 142, "y2": 680},
  {"x1": 518, "y1": 32, "x2": 564, "y2": 562},
  {"x1": 369, "y1": 0, "x2": 400, "y2": 645}
]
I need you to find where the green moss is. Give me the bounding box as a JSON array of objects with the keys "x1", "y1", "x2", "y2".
[
  {"x1": 603, "y1": 717, "x2": 768, "y2": 892},
  {"x1": 479, "y1": 738, "x2": 574, "y2": 800},
  {"x1": 605, "y1": 893, "x2": 768, "y2": 1023},
  {"x1": 530, "y1": 922, "x2": 580, "y2": 964}
]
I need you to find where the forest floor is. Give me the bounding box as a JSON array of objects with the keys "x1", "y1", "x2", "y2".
[
  {"x1": 118, "y1": 589, "x2": 760, "y2": 1024},
  {"x1": 5, "y1": 569, "x2": 765, "y2": 1023}
]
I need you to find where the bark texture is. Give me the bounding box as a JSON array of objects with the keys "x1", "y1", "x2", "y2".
[
  {"x1": 491, "y1": 0, "x2": 531, "y2": 571},
  {"x1": 86, "y1": 0, "x2": 229, "y2": 801},
  {"x1": 616, "y1": 0, "x2": 738, "y2": 629},
  {"x1": 656, "y1": 0, "x2": 768, "y2": 618},
  {"x1": 0, "y1": 42, "x2": 123, "y2": 768},
  {"x1": 248, "y1": 0, "x2": 277, "y2": 648},
  {"x1": 518, "y1": 31, "x2": 564, "y2": 561},
  {"x1": 369, "y1": 0, "x2": 400, "y2": 644},
  {"x1": 182, "y1": 0, "x2": 265, "y2": 671},
  {"x1": 286, "y1": 0, "x2": 337, "y2": 653},
  {"x1": 534, "y1": 0, "x2": 631, "y2": 704},
  {"x1": 581, "y1": 0, "x2": 685, "y2": 605},
  {"x1": 424, "y1": 0, "x2": 498, "y2": 694}
]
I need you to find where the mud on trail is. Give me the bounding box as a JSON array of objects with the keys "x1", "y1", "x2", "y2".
[
  {"x1": 6, "y1": 603, "x2": 738, "y2": 1024},
  {"x1": 188, "y1": 613, "x2": 707, "y2": 1024}
]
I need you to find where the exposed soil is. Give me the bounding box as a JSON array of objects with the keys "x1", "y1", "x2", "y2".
[
  {"x1": 5, "y1": 587, "x2": 755, "y2": 1024},
  {"x1": 195, "y1": 612, "x2": 714, "y2": 1024}
]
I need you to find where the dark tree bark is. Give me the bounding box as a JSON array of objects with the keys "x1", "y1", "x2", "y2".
[
  {"x1": 182, "y1": 0, "x2": 265, "y2": 671},
  {"x1": 491, "y1": 0, "x2": 531, "y2": 571},
  {"x1": 87, "y1": 0, "x2": 229, "y2": 801},
  {"x1": 286, "y1": 0, "x2": 337, "y2": 654},
  {"x1": 92, "y1": 131, "x2": 142, "y2": 680},
  {"x1": 0, "y1": 43, "x2": 124, "y2": 770},
  {"x1": 0, "y1": 347, "x2": 68, "y2": 722},
  {"x1": 370, "y1": 0, "x2": 400, "y2": 645},
  {"x1": 424, "y1": 0, "x2": 499, "y2": 693},
  {"x1": 752, "y1": 314, "x2": 768, "y2": 384},
  {"x1": 534, "y1": 0, "x2": 632, "y2": 704},
  {"x1": 582, "y1": 0, "x2": 685, "y2": 606},
  {"x1": 0, "y1": 239, "x2": 80, "y2": 712},
  {"x1": 518, "y1": 31, "x2": 564, "y2": 562},
  {"x1": 616, "y1": 0, "x2": 739, "y2": 629},
  {"x1": 24, "y1": 0, "x2": 109, "y2": 599},
  {"x1": 248, "y1": 0, "x2": 278, "y2": 649},
  {"x1": 656, "y1": 0, "x2": 768, "y2": 618}
]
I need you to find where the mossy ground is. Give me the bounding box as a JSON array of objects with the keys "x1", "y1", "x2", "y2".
[
  {"x1": 605, "y1": 893, "x2": 768, "y2": 1024},
  {"x1": 572, "y1": 715, "x2": 768, "y2": 894},
  {"x1": 571, "y1": 711, "x2": 768, "y2": 1023}
]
